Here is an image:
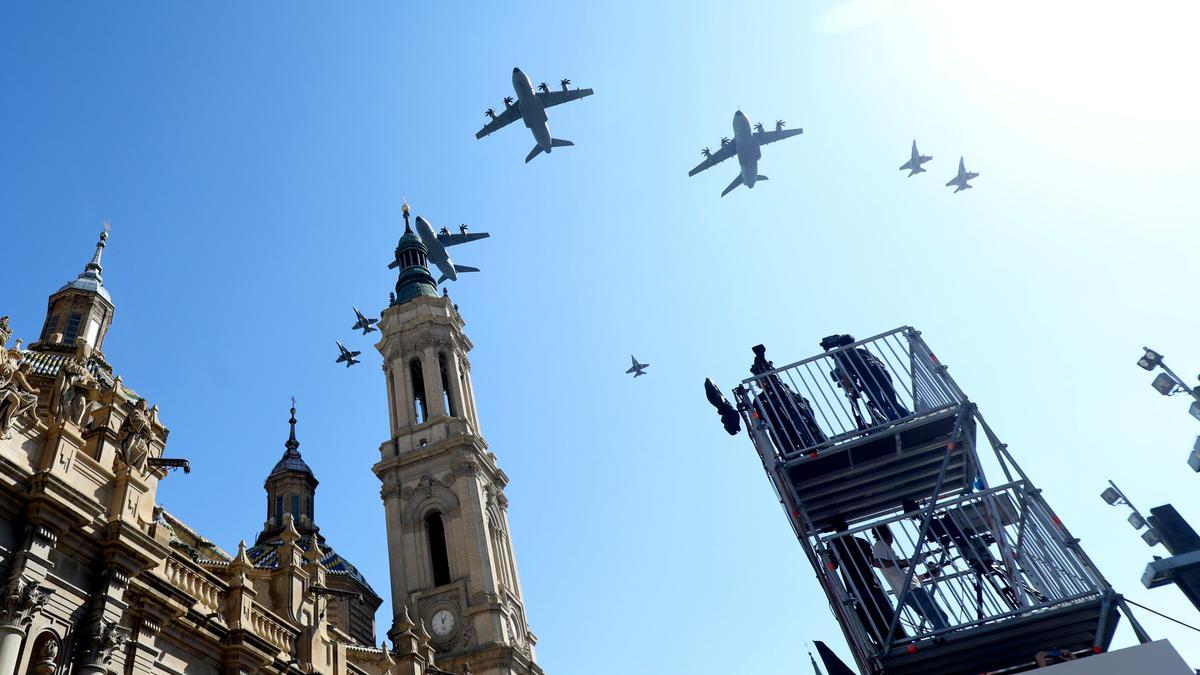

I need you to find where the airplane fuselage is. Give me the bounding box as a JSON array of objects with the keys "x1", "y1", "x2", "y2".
[
  {"x1": 513, "y1": 68, "x2": 552, "y2": 153},
  {"x1": 732, "y1": 111, "x2": 762, "y2": 188},
  {"x1": 415, "y1": 217, "x2": 457, "y2": 282}
]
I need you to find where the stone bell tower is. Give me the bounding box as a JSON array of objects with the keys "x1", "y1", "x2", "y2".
[{"x1": 373, "y1": 203, "x2": 542, "y2": 675}]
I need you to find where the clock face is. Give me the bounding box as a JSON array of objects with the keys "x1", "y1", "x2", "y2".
[{"x1": 431, "y1": 608, "x2": 456, "y2": 637}]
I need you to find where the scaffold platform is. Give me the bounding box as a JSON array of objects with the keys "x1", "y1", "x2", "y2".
[{"x1": 731, "y1": 327, "x2": 1147, "y2": 674}]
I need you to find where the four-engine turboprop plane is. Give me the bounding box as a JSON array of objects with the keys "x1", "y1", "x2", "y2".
[
  {"x1": 409, "y1": 216, "x2": 490, "y2": 284},
  {"x1": 689, "y1": 111, "x2": 804, "y2": 197},
  {"x1": 899, "y1": 140, "x2": 933, "y2": 177},
  {"x1": 476, "y1": 67, "x2": 595, "y2": 163},
  {"x1": 946, "y1": 157, "x2": 979, "y2": 193}
]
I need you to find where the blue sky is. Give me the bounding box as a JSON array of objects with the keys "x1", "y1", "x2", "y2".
[{"x1": 3, "y1": 1, "x2": 1200, "y2": 671}]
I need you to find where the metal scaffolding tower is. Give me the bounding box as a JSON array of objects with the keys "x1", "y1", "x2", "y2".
[{"x1": 731, "y1": 327, "x2": 1148, "y2": 674}]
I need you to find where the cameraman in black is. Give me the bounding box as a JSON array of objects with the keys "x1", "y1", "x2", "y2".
[
  {"x1": 821, "y1": 334, "x2": 909, "y2": 424},
  {"x1": 749, "y1": 344, "x2": 827, "y2": 455}
]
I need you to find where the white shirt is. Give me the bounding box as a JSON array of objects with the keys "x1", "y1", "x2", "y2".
[{"x1": 872, "y1": 539, "x2": 921, "y2": 596}]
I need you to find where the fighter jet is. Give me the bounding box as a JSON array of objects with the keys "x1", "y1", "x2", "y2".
[
  {"x1": 410, "y1": 216, "x2": 489, "y2": 284},
  {"x1": 946, "y1": 157, "x2": 979, "y2": 193},
  {"x1": 625, "y1": 355, "x2": 649, "y2": 378},
  {"x1": 335, "y1": 341, "x2": 361, "y2": 368},
  {"x1": 688, "y1": 112, "x2": 804, "y2": 197},
  {"x1": 475, "y1": 68, "x2": 594, "y2": 163},
  {"x1": 351, "y1": 307, "x2": 378, "y2": 335},
  {"x1": 899, "y1": 140, "x2": 933, "y2": 177}
]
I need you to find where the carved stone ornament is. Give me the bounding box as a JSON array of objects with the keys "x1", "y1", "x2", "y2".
[
  {"x1": 0, "y1": 577, "x2": 52, "y2": 629},
  {"x1": 0, "y1": 317, "x2": 11, "y2": 346},
  {"x1": 401, "y1": 473, "x2": 455, "y2": 501},
  {"x1": 51, "y1": 358, "x2": 98, "y2": 427},
  {"x1": 115, "y1": 399, "x2": 158, "y2": 474},
  {"x1": 82, "y1": 619, "x2": 130, "y2": 667},
  {"x1": 0, "y1": 349, "x2": 41, "y2": 440}
]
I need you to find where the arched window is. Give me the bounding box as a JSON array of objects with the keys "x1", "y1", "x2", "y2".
[
  {"x1": 63, "y1": 313, "x2": 83, "y2": 345},
  {"x1": 438, "y1": 352, "x2": 456, "y2": 417},
  {"x1": 410, "y1": 359, "x2": 428, "y2": 424},
  {"x1": 275, "y1": 495, "x2": 283, "y2": 527},
  {"x1": 291, "y1": 494, "x2": 300, "y2": 522},
  {"x1": 426, "y1": 512, "x2": 452, "y2": 586}
]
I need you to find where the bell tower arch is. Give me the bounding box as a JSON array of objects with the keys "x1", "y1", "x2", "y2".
[{"x1": 373, "y1": 203, "x2": 542, "y2": 675}]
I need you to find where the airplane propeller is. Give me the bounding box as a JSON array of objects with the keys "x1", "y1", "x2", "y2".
[
  {"x1": 560, "y1": 78, "x2": 571, "y2": 90},
  {"x1": 753, "y1": 122, "x2": 765, "y2": 133},
  {"x1": 701, "y1": 147, "x2": 712, "y2": 158},
  {"x1": 503, "y1": 96, "x2": 514, "y2": 107},
  {"x1": 720, "y1": 136, "x2": 731, "y2": 146},
  {"x1": 775, "y1": 119, "x2": 786, "y2": 131},
  {"x1": 485, "y1": 108, "x2": 497, "y2": 120},
  {"x1": 537, "y1": 82, "x2": 550, "y2": 94}
]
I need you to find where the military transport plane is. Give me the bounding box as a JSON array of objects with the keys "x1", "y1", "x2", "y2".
[
  {"x1": 626, "y1": 355, "x2": 649, "y2": 378},
  {"x1": 899, "y1": 140, "x2": 933, "y2": 177},
  {"x1": 688, "y1": 111, "x2": 804, "y2": 197},
  {"x1": 475, "y1": 67, "x2": 594, "y2": 163},
  {"x1": 410, "y1": 216, "x2": 489, "y2": 284},
  {"x1": 946, "y1": 157, "x2": 979, "y2": 193},
  {"x1": 351, "y1": 307, "x2": 378, "y2": 335},
  {"x1": 335, "y1": 341, "x2": 361, "y2": 368}
]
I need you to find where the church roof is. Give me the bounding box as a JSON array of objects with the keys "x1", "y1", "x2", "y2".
[
  {"x1": 16, "y1": 349, "x2": 140, "y2": 399},
  {"x1": 247, "y1": 534, "x2": 377, "y2": 594}
]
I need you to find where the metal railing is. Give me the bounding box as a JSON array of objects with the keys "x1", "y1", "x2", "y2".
[
  {"x1": 737, "y1": 328, "x2": 963, "y2": 461},
  {"x1": 815, "y1": 481, "x2": 1104, "y2": 654}
]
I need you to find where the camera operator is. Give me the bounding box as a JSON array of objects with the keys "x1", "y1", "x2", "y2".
[
  {"x1": 821, "y1": 334, "x2": 909, "y2": 424},
  {"x1": 749, "y1": 344, "x2": 827, "y2": 455}
]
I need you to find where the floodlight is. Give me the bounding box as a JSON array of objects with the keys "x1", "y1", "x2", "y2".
[
  {"x1": 1152, "y1": 372, "x2": 1178, "y2": 396},
  {"x1": 1101, "y1": 487, "x2": 1121, "y2": 505},
  {"x1": 1138, "y1": 348, "x2": 1163, "y2": 371},
  {"x1": 1142, "y1": 528, "x2": 1162, "y2": 547},
  {"x1": 1128, "y1": 512, "x2": 1146, "y2": 530},
  {"x1": 1190, "y1": 400, "x2": 1200, "y2": 423}
]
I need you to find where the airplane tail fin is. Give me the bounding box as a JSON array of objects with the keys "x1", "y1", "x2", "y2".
[
  {"x1": 436, "y1": 272, "x2": 449, "y2": 284},
  {"x1": 720, "y1": 174, "x2": 744, "y2": 197},
  {"x1": 756, "y1": 175, "x2": 768, "y2": 181},
  {"x1": 453, "y1": 265, "x2": 480, "y2": 274},
  {"x1": 550, "y1": 138, "x2": 574, "y2": 148},
  {"x1": 525, "y1": 145, "x2": 544, "y2": 163}
]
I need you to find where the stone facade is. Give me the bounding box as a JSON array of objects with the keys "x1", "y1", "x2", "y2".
[{"x1": 0, "y1": 229, "x2": 500, "y2": 675}]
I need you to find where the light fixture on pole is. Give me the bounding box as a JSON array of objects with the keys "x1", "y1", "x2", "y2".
[{"x1": 1100, "y1": 480, "x2": 1160, "y2": 549}]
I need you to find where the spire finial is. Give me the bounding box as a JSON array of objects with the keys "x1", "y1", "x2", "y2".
[
  {"x1": 80, "y1": 222, "x2": 109, "y2": 284},
  {"x1": 286, "y1": 396, "x2": 299, "y2": 452},
  {"x1": 401, "y1": 197, "x2": 411, "y2": 232}
]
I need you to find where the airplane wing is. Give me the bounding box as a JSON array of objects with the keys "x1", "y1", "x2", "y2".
[
  {"x1": 475, "y1": 104, "x2": 523, "y2": 140},
  {"x1": 688, "y1": 142, "x2": 737, "y2": 177},
  {"x1": 899, "y1": 159, "x2": 915, "y2": 171},
  {"x1": 536, "y1": 88, "x2": 594, "y2": 109},
  {"x1": 436, "y1": 232, "x2": 491, "y2": 247},
  {"x1": 753, "y1": 127, "x2": 804, "y2": 147}
]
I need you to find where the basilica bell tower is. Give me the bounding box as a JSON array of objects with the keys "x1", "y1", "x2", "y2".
[{"x1": 373, "y1": 203, "x2": 542, "y2": 675}]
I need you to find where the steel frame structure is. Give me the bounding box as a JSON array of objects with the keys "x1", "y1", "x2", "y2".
[{"x1": 732, "y1": 327, "x2": 1150, "y2": 674}]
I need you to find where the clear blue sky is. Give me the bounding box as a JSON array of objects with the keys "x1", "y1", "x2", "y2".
[{"x1": 3, "y1": 1, "x2": 1200, "y2": 671}]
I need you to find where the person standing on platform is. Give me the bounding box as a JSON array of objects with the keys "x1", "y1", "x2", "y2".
[
  {"x1": 871, "y1": 524, "x2": 951, "y2": 632},
  {"x1": 821, "y1": 334, "x2": 909, "y2": 423},
  {"x1": 827, "y1": 516, "x2": 906, "y2": 646}
]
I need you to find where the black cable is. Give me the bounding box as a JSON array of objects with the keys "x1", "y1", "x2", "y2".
[{"x1": 1125, "y1": 598, "x2": 1200, "y2": 634}]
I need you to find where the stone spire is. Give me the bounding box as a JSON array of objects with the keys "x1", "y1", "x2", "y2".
[
  {"x1": 34, "y1": 225, "x2": 117, "y2": 352},
  {"x1": 258, "y1": 398, "x2": 319, "y2": 543},
  {"x1": 64, "y1": 223, "x2": 111, "y2": 302},
  {"x1": 391, "y1": 201, "x2": 439, "y2": 306}
]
